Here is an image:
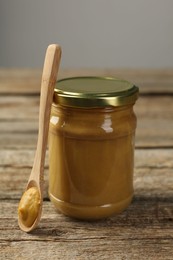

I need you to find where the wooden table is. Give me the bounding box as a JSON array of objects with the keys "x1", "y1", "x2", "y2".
[{"x1": 1, "y1": 69, "x2": 173, "y2": 260}]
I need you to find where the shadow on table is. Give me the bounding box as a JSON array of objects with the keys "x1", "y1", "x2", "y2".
[{"x1": 31, "y1": 195, "x2": 173, "y2": 238}]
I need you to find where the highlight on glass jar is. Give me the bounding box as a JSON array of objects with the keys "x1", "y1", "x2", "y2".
[{"x1": 48, "y1": 77, "x2": 139, "y2": 220}]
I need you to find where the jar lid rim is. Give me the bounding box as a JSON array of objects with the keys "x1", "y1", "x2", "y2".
[{"x1": 54, "y1": 76, "x2": 139, "y2": 108}]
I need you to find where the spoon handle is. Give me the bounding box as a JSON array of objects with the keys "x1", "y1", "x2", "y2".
[{"x1": 31, "y1": 45, "x2": 61, "y2": 183}]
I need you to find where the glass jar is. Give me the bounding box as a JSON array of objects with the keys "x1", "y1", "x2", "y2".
[{"x1": 49, "y1": 77, "x2": 138, "y2": 220}]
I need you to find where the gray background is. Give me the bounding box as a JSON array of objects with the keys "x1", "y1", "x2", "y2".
[{"x1": 0, "y1": 0, "x2": 173, "y2": 69}]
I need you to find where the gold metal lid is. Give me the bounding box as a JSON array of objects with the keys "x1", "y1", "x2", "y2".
[{"x1": 54, "y1": 77, "x2": 139, "y2": 108}]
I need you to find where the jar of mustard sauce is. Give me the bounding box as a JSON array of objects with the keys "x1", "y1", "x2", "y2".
[{"x1": 49, "y1": 77, "x2": 139, "y2": 220}]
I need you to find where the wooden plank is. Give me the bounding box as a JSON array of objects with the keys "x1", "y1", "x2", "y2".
[
  {"x1": 0, "y1": 133, "x2": 38, "y2": 149},
  {"x1": 1, "y1": 69, "x2": 173, "y2": 94},
  {"x1": 1, "y1": 149, "x2": 173, "y2": 169},
  {"x1": 0, "y1": 96, "x2": 39, "y2": 120},
  {"x1": 1, "y1": 234, "x2": 173, "y2": 260},
  {"x1": 0, "y1": 149, "x2": 173, "y2": 200},
  {"x1": 1, "y1": 95, "x2": 173, "y2": 148},
  {"x1": 0, "y1": 199, "x2": 173, "y2": 260},
  {"x1": 1, "y1": 166, "x2": 173, "y2": 201},
  {"x1": 2, "y1": 95, "x2": 173, "y2": 120},
  {"x1": 1, "y1": 92, "x2": 173, "y2": 118},
  {"x1": 1, "y1": 125, "x2": 173, "y2": 149},
  {"x1": 1, "y1": 197, "x2": 173, "y2": 228}
]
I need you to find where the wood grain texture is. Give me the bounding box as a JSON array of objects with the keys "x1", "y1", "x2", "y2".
[
  {"x1": 1, "y1": 198, "x2": 173, "y2": 260},
  {"x1": 1, "y1": 69, "x2": 173, "y2": 260}
]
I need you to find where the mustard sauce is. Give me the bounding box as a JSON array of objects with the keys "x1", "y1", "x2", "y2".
[
  {"x1": 18, "y1": 187, "x2": 40, "y2": 227},
  {"x1": 48, "y1": 77, "x2": 138, "y2": 219}
]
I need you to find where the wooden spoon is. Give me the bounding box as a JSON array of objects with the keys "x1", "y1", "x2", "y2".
[{"x1": 18, "y1": 44, "x2": 61, "y2": 232}]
